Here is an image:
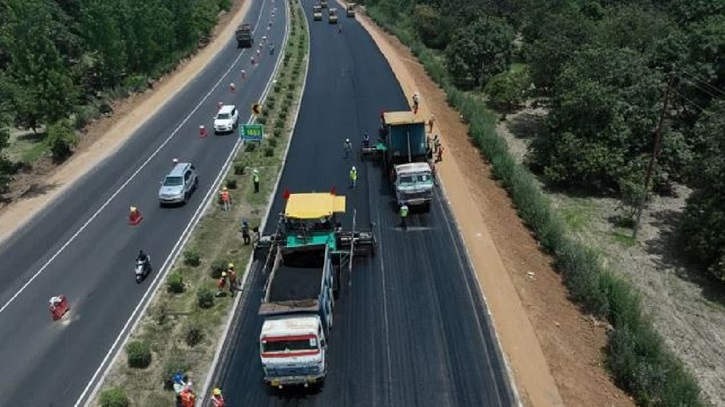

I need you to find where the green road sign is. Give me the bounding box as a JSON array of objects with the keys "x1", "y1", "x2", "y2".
[{"x1": 241, "y1": 124, "x2": 263, "y2": 141}]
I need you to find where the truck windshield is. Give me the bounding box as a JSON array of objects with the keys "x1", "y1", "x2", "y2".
[
  {"x1": 263, "y1": 337, "x2": 318, "y2": 352},
  {"x1": 163, "y1": 176, "x2": 183, "y2": 186},
  {"x1": 399, "y1": 173, "x2": 431, "y2": 185},
  {"x1": 216, "y1": 113, "x2": 231, "y2": 120}
]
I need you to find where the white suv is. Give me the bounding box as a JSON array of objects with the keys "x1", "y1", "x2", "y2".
[{"x1": 214, "y1": 105, "x2": 239, "y2": 134}]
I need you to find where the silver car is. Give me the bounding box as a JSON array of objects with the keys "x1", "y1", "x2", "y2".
[{"x1": 158, "y1": 162, "x2": 199, "y2": 206}]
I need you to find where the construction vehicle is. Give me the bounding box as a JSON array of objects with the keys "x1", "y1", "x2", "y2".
[
  {"x1": 313, "y1": 4, "x2": 323, "y2": 21},
  {"x1": 328, "y1": 8, "x2": 338, "y2": 24},
  {"x1": 362, "y1": 111, "x2": 435, "y2": 212},
  {"x1": 320, "y1": 0, "x2": 328, "y2": 8},
  {"x1": 235, "y1": 23, "x2": 254, "y2": 48},
  {"x1": 254, "y1": 192, "x2": 375, "y2": 389},
  {"x1": 346, "y1": 3, "x2": 356, "y2": 17}
]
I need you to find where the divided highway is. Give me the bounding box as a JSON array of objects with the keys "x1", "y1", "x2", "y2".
[
  {"x1": 207, "y1": 1, "x2": 517, "y2": 405},
  {"x1": 0, "y1": 0, "x2": 286, "y2": 405}
]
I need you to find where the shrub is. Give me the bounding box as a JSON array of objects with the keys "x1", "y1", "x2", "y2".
[
  {"x1": 99, "y1": 388, "x2": 129, "y2": 407},
  {"x1": 184, "y1": 322, "x2": 205, "y2": 347},
  {"x1": 210, "y1": 259, "x2": 227, "y2": 279},
  {"x1": 274, "y1": 120, "x2": 285, "y2": 130},
  {"x1": 274, "y1": 83, "x2": 282, "y2": 92},
  {"x1": 183, "y1": 250, "x2": 201, "y2": 267},
  {"x1": 266, "y1": 99, "x2": 276, "y2": 110},
  {"x1": 264, "y1": 147, "x2": 274, "y2": 157},
  {"x1": 47, "y1": 120, "x2": 79, "y2": 163},
  {"x1": 256, "y1": 116, "x2": 267, "y2": 125},
  {"x1": 484, "y1": 69, "x2": 530, "y2": 112},
  {"x1": 273, "y1": 129, "x2": 282, "y2": 138},
  {"x1": 244, "y1": 143, "x2": 257, "y2": 153},
  {"x1": 167, "y1": 273, "x2": 185, "y2": 294},
  {"x1": 197, "y1": 288, "x2": 215, "y2": 309},
  {"x1": 234, "y1": 161, "x2": 246, "y2": 175},
  {"x1": 286, "y1": 91, "x2": 294, "y2": 100},
  {"x1": 226, "y1": 178, "x2": 237, "y2": 189},
  {"x1": 126, "y1": 340, "x2": 152, "y2": 368},
  {"x1": 267, "y1": 138, "x2": 278, "y2": 148}
]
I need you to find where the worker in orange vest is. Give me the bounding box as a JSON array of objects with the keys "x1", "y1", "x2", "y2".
[
  {"x1": 217, "y1": 272, "x2": 227, "y2": 296},
  {"x1": 220, "y1": 187, "x2": 231, "y2": 211},
  {"x1": 179, "y1": 386, "x2": 195, "y2": 407},
  {"x1": 211, "y1": 387, "x2": 225, "y2": 407},
  {"x1": 227, "y1": 264, "x2": 237, "y2": 296}
]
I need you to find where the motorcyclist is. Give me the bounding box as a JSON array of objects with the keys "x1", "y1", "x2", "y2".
[{"x1": 136, "y1": 250, "x2": 150, "y2": 268}]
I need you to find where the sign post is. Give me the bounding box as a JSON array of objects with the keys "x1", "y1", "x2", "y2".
[{"x1": 241, "y1": 124, "x2": 264, "y2": 142}]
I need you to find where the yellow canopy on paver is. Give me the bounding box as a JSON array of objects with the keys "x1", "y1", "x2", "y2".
[{"x1": 285, "y1": 193, "x2": 346, "y2": 219}]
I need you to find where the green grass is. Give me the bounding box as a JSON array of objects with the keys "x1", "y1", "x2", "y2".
[
  {"x1": 558, "y1": 200, "x2": 595, "y2": 232},
  {"x1": 6, "y1": 129, "x2": 49, "y2": 164},
  {"x1": 95, "y1": 2, "x2": 310, "y2": 405},
  {"x1": 610, "y1": 230, "x2": 636, "y2": 247},
  {"x1": 510, "y1": 62, "x2": 528, "y2": 74}
]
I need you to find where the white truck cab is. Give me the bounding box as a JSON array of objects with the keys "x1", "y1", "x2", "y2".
[
  {"x1": 260, "y1": 315, "x2": 327, "y2": 389},
  {"x1": 394, "y1": 162, "x2": 434, "y2": 210}
]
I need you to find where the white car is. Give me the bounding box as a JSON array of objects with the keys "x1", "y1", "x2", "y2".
[{"x1": 214, "y1": 105, "x2": 239, "y2": 134}]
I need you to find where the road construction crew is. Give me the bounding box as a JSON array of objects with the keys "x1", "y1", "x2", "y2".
[
  {"x1": 344, "y1": 138, "x2": 352, "y2": 158},
  {"x1": 227, "y1": 264, "x2": 238, "y2": 295},
  {"x1": 172, "y1": 158, "x2": 179, "y2": 167},
  {"x1": 399, "y1": 203, "x2": 409, "y2": 230},
  {"x1": 252, "y1": 169, "x2": 260, "y2": 193},
  {"x1": 179, "y1": 386, "x2": 195, "y2": 407},
  {"x1": 349, "y1": 166, "x2": 357, "y2": 188},
  {"x1": 220, "y1": 187, "x2": 231, "y2": 211},
  {"x1": 211, "y1": 387, "x2": 225, "y2": 407},
  {"x1": 241, "y1": 220, "x2": 251, "y2": 245},
  {"x1": 217, "y1": 272, "x2": 227, "y2": 296},
  {"x1": 362, "y1": 132, "x2": 370, "y2": 148}
]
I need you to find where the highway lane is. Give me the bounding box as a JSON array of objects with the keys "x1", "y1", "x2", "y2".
[
  {"x1": 207, "y1": 1, "x2": 517, "y2": 405},
  {"x1": 0, "y1": 0, "x2": 286, "y2": 405}
]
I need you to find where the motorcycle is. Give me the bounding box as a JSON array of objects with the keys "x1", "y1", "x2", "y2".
[{"x1": 135, "y1": 256, "x2": 152, "y2": 283}]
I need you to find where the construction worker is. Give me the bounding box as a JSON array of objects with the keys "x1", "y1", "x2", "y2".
[
  {"x1": 433, "y1": 134, "x2": 440, "y2": 153},
  {"x1": 428, "y1": 114, "x2": 435, "y2": 133},
  {"x1": 172, "y1": 158, "x2": 179, "y2": 167},
  {"x1": 211, "y1": 387, "x2": 225, "y2": 407},
  {"x1": 241, "y1": 220, "x2": 251, "y2": 245},
  {"x1": 362, "y1": 132, "x2": 370, "y2": 149},
  {"x1": 220, "y1": 187, "x2": 231, "y2": 211},
  {"x1": 344, "y1": 138, "x2": 352, "y2": 158},
  {"x1": 252, "y1": 169, "x2": 260, "y2": 193},
  {"x1": 227, "y1": 264, "x2": 238, "y2": 295},
  {"x1": 412, "y1": 92, "x2": 420, "y2": 114},
  {"x1": 399, "y1": 203, "x2": 409, "y2": 230},
  {"x1": 179, "y1": 386, "x2": 195, "y2": 407},
  {"x1": 217, "y1": 272, "x2": 227, "y2": 296},
  {"x1": 349, "y1": 166, "x2": 357, "y2": 188},
  {"x1": 436, "y1": 145, "x2": 444, "y2": 163}
]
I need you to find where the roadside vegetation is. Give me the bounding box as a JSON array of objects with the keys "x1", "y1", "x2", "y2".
[
  {"x1": 0, "y1": 0, "x2": 234, "y2": 198},
  {"x1": 94, "y1": 1, "x2": 309, "y2": 405},
  {"x1": 360, "y1": 0, "x2": 725, "y2": 405}
]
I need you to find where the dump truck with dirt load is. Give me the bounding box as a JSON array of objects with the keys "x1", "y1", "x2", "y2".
[
  {"x1": 362, "y1": 111, "x2": 435, "y2": 212},
  {"x1": 259, "y1": 243, "x2": 338, "y2": 389},
  {"x1": 235, "y1": 23, "x2": 253, "y2": 48}
]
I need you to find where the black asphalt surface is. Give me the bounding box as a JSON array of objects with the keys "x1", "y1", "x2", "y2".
[
  {"x1": 0, "y1": 1, "x2": 287, "y2": 405},
  {"x1": 208, "y1": 1, "x2": 517, "y2": 405}
]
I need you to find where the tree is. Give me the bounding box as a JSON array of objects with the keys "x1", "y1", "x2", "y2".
[
  {"x1": 445, "y1": 16, "x2": 515, "y2": 89},
  {"x1": 680, "y1": 100, "x2": 725, "y2": 281},
  {"x1": 47, "y1": 120, "x2": 79, "y2": 163},
  {"x1": 412, "y1": 4, "x2": 449, "y2": 49},
  {"x1": 484, "y1": 67, "x2": 530, "y2": 111}
]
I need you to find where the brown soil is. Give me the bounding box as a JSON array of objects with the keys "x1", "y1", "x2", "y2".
[
  {"x1": 355, "y1": 9, "x2": 635, "y2": 407},
  {"x1": 0, "y1": 0, "x2": 251, "y2": 245}
]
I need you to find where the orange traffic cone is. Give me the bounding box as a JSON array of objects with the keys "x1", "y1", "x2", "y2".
[
  {"x1": 49, "y1": 295, "x2": 70, "y2": 321},
  {"x1": 199, "y1": 125, "x2": 208, "y2": 138},
  {"x1": 129, "y1": 206, "x2": 143, "y2": 225}
]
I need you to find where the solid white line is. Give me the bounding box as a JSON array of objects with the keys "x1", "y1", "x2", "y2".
[
  {"x1": 71, "y1": 2, "x2": 276, "y2": 406},
  {"x1": 0, "y1": 0, "x2": 266, "y2": 318}
]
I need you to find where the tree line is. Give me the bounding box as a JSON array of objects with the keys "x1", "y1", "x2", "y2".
[
  {"x1": 0, "y1": 0, "x2": 233, "y2": 194},
  {"x1": 366, "y1": 0, "x2": 725, "y2": 281}
]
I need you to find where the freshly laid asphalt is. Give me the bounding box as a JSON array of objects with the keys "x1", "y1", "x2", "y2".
[
  {"x1": 0, "y1": 0, "x2": 287, "y2": 405},
  {"x1": 207, "y1": 1, "x2": 516, "y2": 405}
]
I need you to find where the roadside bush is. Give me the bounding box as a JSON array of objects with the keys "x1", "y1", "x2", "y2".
[
  {"x1": 264, "y1": 147, "x2": 274, "y2": 157},
  {"x1": 99, "y1": 388, "x2": 129, "y2": 407},
  {"x1": 274, "y1": 120, "x2": 285, "y2": 130},
  {"x1": 233, "y1": 161, "x2": 246, "y2": 175},
  {"x1": 166, "y1": 273, "x2": 185, "y2": 294},
  {"x1": 256, "y1": 115, "x2": 267, "y2": 125},
  {"x1": 126, "y1": 340, "x2": 152, "y2": 368},
  {"x1": 225, "y1": 178, "x2": 237, "y2": 189},
  {"x1": 274, "y1": 83, "x2": 282, "y2": 92},
  {"x1": 183, "y1": 250, "x2": 201, "y2": 267},
  {"x1": 273, "y1": 129, "x2": 282, "y2": 138},
  {"x1": 286, "y1": 91, "x2": 294, "y2": 100},
  {"x1": 184, "y1": 322, "x2": 205, "y2": 347},
  {"x1": 47, "y1": 120, "x2": 79, "y2": 163},
  {"x1": 484, "y1": 69, "x2": 530, "y2": 112},
  {"x1": 267, "y1": 138, "x2": 278, "y2": 148},
  {"x1": 244, "y1": 143, "x2": 257, "y2": 153},
  {"x1": 210, "y1": 259, "x2": 227, "y2": 279},
  {"x1": 197, "y1": 288, "x2": 215, "y2": 309}
]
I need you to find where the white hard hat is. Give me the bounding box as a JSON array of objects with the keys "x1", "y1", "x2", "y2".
[
  {"x1": 346, "y1": 138, "x2": 350, "y2": 142},
  {"x1": 352, "y1": 166, "x2": 356, "y2": 171},
  {"x1": 172, "y1": 158, "x2": 179, "y2": 163}
]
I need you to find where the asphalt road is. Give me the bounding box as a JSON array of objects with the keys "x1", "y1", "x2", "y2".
[
  {"x1": 0, "y1": 1, "x2": 287, "y2": 405},
  {"x1": 207, "y1": 1, "x2": 517, "y2": 405}
]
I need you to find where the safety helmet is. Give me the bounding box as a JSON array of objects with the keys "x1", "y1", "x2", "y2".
[
  {"x1": 172, "y1": 158, "x2": 179, "y2": 164},
  {"x1": 228, "y1": 263, "x2": 234, "y2": 269},
  {"x1": 346, "y1": 138, "x2": 350, "y2": 142},
  {"x1": 253, "y1": 169, "x2": 259, "y2": 174},
  {"x1": 221, "y1": 272, "x2": 227, "y2": 277},
  {"x1": 213, "y1": 388, "x2": 222, "y2": 396},
  {"x1": 222, "y1": 187, "x2": 228, "y2": 191}
]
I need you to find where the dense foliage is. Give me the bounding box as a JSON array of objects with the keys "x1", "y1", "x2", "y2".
[{"x1": 0, "y1": 0, "x2": 232, "y2": 192}]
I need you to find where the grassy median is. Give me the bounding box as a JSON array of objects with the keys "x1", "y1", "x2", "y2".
[{"x1": 94, "y1": 1, "x2": 309, "y2": 406}]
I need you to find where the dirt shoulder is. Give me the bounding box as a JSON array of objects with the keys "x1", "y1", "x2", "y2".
[
  {"x1": 355, "y1": 10, "x2": 634, "y2": 407},
  {"x1": 0, "y1": 0, "x2": 251, "y2": 246}
]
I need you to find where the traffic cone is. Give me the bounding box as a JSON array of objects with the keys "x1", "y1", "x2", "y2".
[
  {"x1": 217, "y1": 101, "x2": 223, "y2": 111},
  {"x1": 230, "y1": 83, "x2": 236, "y2": 93},
  {"x1": 129, "y1": 206, "x2": 143, "y2": 225},
  {"x1": 49, "y1": 295, "x2": 70, "y2": 321},
  {"x1": 199, "y1": 125, "x2": 208, "y2": 138}
]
